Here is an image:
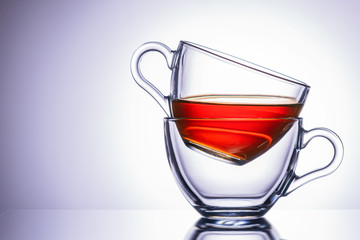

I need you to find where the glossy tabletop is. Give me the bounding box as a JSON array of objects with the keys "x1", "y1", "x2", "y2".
[{"x1": 0, "y1": 209, "x2": 358, "y2": 239}]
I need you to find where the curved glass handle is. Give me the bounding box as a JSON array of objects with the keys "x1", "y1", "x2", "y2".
[
  {"x1": 130, "y1": 42, "x2": 174, "y2": 116},
  {"x1": 284, "y1": 127, "x2": 344, "y2": 196}
]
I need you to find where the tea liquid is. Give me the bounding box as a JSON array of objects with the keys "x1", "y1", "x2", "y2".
[
  {"x1": 172, "y1": 95, "x2": 303, "y2": 119},
  {"x1": 172, "y1": 95, "x2": 303, "y2": 164}
]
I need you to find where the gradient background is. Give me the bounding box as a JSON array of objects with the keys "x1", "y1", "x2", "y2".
[{"x1": 0, "y1": 0, "x2": 359, "y2": 212}]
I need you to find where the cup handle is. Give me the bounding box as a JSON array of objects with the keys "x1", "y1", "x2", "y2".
[
  {"x1": 283, "y1": 127, "x2": 344, "y2": 196},
  {"x1": 130, "y1": 42, "x2": 174, "y2": 116}
]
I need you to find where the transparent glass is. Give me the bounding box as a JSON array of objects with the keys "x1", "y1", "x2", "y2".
[
  {"x1": 131, "y1": 41, "x2": 310, "y2": 117},
  {"x1": 164, "y1": 118, "x2": 343, "y2": 219}
]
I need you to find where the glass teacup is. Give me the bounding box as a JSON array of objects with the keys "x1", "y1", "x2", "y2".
[
  {"x1": 131, "y1": 41, "x2": 310, "y2": 117},
  {"x1": 164, "y1": 118, "x2": 343, "y2": 219},
  {"x1": 130, "y1": 41, "x2": 343, "y2": 219}
]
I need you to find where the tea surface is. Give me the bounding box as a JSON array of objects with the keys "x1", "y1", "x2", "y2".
[{"x1": 172, "y1": 95, "x2": 303, "y2": 119}]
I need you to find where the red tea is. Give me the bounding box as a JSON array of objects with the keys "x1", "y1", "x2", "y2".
[
  {"x1": 172, "y1": 95, "x2": 303, "y2": 164},
  {"x1": 172, "y1": 95, "x2": 303, "y2": 119}
]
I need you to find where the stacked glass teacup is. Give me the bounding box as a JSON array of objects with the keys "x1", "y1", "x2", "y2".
[{"x1": 131, "y1": 41, "x2": 343, "y2": 219}]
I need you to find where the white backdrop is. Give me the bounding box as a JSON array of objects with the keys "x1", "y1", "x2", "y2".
[{"x1": 0, "y1": 0, "x2": 359, "y2": 211}]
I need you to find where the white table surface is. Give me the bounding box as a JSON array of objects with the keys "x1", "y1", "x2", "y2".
[{"x1": 0, "y1": 209, "x2": 359, "y2": 239}]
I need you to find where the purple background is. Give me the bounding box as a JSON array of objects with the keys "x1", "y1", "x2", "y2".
[{"x1": 1, "y1": 0, "x2": 359, "y2": 211}]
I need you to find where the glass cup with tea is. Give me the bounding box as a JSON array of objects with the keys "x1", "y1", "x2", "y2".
[{"x1": 131, "y1": 41, "x2": 309, "y2": 118}]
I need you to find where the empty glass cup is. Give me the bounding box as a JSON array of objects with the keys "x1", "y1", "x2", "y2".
[{"x1": 164, "y1": 118, "x2": 343, "y2": 219}]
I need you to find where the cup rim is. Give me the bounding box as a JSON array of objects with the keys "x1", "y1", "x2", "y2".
[
  {"x1": 179, "y1": 40, "x2": 310, "y2": 89},
  {"x1": 164, "y1": 117, "x2": 302, "y2": 121}
]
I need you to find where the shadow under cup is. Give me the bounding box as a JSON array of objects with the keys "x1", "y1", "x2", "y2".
[{"x1": 164, "y1": 118, "x2": 343, "y2": 219}]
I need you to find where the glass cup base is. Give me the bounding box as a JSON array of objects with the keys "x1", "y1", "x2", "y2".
[
  {"x1": 195, "y1": 205, "x2": 272, "y2": 220},
  {"x1": 195, "y1": 216, "x2": 272, "y2": 229}
]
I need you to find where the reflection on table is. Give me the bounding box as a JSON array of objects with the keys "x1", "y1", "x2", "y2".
[
  {"x1": 0, "y1": 209, "x2": 359, "y2": 239},
  {"x1": 185, "y1": 217, "x2": 280, "y2": 240}
]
